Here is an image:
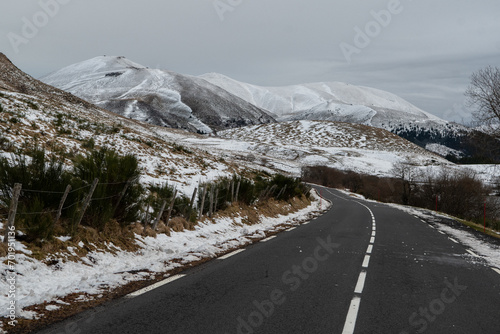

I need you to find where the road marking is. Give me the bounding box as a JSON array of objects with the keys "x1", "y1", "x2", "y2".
[
  {"x1": 466, "y1": 250, "x2": 479, "y2": 257},
  {"x1": 438, "y1": 231, "x2": 445, "y2": 235},
  {"x1": 342, "y1": 296, "x2": 361, "y2": 334},
  {"x1": 126, "y1": 274, "x2": 186, "y2": 298},
  {"x1": 302, "y1": 221, "x2": 310, "y2": 225},
  {"x1": 448, "y1": 237, "x2": 459, "y2": 244},
  {"x1": 218, "y1": 249, "x2": 245, "y2": 260},
  {"x1": 362, "y1": 255, "x2": 371, "y2": 268},
  {"x1": 343, "y1": 199, "x2": 375, "y2": 334},
  {"x1": 354, "y1": 271, "x2": 367, "y2": 294},
  {"x1": 492, "y1": 267, "x2": 500, "y2": 276},
  {"x1": 324, "y1": 189, "x2": 347, "y2": 201},
  {"x1": 287, "y1": 226, "x2": 297, "y2": 231},
  {"x1": 261, "y1": 236, "x2": 276, "y2": 242}
]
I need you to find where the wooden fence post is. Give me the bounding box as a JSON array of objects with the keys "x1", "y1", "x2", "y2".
[
  {"x1": 199, "y1": 186, "x2": 207, "y2": 219},
  {"x1": 164, "y1": 189, "x2": 177, "y2": 228},
  {"x1": 3, "y1": 183, "x2": 22, "y2": 244},
  {"x1": 186, "y1": 187, "x2": 198, "y2": 219},
  {"x1": 214, "y1": 188, "x2": 219, "y2": 214},
  {"x1": 113, "y1": 180, "x2": 131, "y2": 215},
  {"x1": 52, "y1": 184, "x2": 71, "y2": 229},
  {"x1": 144, "y1": 200, "x2": 151, "y2": 225},
  {"x1": 277, "y1": 184, "x2": 287, "y2": 199},
  {"x1": 231, "y1": 181, "x2": 235, "y2": 203},
  {"x1": 75, "y1": 178, "x2": 99, "y2": 227},
  {"x1": 152, "y1": 199, "x2": 168, "y2": 231},
  {"x1": 235, "y1": 181, "x2": 241, "y2": 203},
  {"x1": 208, "y1": 186, "x2": 214, "y2": 218}
]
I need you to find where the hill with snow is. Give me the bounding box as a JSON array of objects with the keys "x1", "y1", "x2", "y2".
[
  {"x1": 199, "y1": 73, "x2": 484, "y2": 159},
  {"x1": 218, "y1": 120, "x2": 449, "y2": 176},
  {"x1": 199, "y1": 73, "x2": 442, "y2": 124},
  {"x1": 0, "y1": 53, "x2": 233, "y2": 195},
  {"x1": 41, "y1": 56, "x2": 275, "y2": 134}
]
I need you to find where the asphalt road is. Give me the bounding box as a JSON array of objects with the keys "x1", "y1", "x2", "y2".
[{"x1": 38, "y1": 187, "x2": 500, "y2": 334}]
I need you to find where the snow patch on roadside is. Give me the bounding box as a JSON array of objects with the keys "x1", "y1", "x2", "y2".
[
  {"x1": 387, "y1": 203, "x2": 500, "y2": 269},
  {"x1": 0, "y1": 191, "x2": 329, "y2": 319}
]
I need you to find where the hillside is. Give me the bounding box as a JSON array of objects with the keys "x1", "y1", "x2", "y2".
[
  {"x1": 199, "y1": 73, "x2": 486, "y2": 159},
  {"x1": 0, "y1": 53, "x2": 233, "y2": 194},
  {"x1": 41, "y1": 56, "x2": 497, "y2": 160},
  {"x1": 41, "y1": 56, "x2": 275, "y2": 134},
  {"x1": 155, "y1": 120, "x2": 449, "y2": 178}
]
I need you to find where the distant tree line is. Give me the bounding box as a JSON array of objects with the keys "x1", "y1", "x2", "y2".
[{"x1": 302, "y1": 164, "x2": 499, "y2": 231}]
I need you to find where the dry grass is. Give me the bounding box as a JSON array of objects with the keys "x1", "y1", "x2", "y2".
[
  {"x1": 457, "y1": 218, "x2": 500, "y2": 240},
  {"x1": 213, "y1": 195, "x2": 311, "y2": 226},
  {"x1": 20, "y1": 220, "x2": 140, "y2": 261},
  {"x1": 167, "y1": 217, "x2": 197, "y2": 232}
]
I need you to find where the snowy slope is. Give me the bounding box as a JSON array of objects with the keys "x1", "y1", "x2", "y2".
[
  {"x1": 170, "y1": 120, "x2": 450, "y2": 177},
  {"x1": 0, "y1": 53, "x2": 233, "y2": 196},
  {"x1": 199, "y1": 73, "x2": 479, "y2": 158},
  {"x1": 199, "y1": 73, "x2": 443, "y2": 124},
  {"x1": 41, "y1": 56, "x2": 275, "y2": 134}
]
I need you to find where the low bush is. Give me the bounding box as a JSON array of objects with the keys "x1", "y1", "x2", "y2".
[{"x1": 302, "y1": 165, "x2": 497, "y2": 231}]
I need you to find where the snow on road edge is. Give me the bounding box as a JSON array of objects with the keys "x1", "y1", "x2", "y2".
[
  {"x1": 0, "y1": 191, "x2": 330, "y2": 323},
  {"x1": 385, "y1": 203, "x2": 500, "y2": 269}
]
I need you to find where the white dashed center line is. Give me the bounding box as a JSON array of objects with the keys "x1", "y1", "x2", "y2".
[{"x1": 342, "y1": 201, "x2": 376, "y2": 334}]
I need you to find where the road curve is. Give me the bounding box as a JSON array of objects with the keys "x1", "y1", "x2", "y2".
[{"x1": 37, "y1": 187, "x2": 500, "y2": 334}]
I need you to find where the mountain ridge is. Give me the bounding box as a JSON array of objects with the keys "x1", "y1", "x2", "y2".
[{"x1": 41, "y1": 56, "x2": 275, "y2": 134}]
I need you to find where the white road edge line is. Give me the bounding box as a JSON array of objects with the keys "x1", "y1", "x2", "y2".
[
  {"x1": 449, "y1": 237, "x2": 459, "y2": 244},
  {"x1": 125, "y1": 274, "x2": 186, "y2": 298},
  {"x1": 354, "y1": 271, "x2": 367, "y2": 294},
  {"x1": 492, "y1": 267, "x2": 500, "y2": 276},
  {"x1": 218, "y1": 249, "x2": 245, "y2": 260},
  {"x1": 342, "y1": 296, "x2": 361, "y2": 334},
  {"x1": 287, "y1": 227, "x2": 297, "y2": 231},
  {"x1": 438, "y1": 231, "x2": 445, "y2": 235},
  {"x1": 261, "y1": 236, "x2": 277, "y2": 242},
  {"x1": 466, "y1": 249, "x2": 479, "y2": 257}
]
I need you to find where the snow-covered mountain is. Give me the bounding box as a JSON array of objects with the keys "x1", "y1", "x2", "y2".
[
  {"x1": 0, "y1": 53, "x2": 234, "y2": 195},
  {"x1": 199, "y1": 72, "x2": 442, "y2": 124},
  {"x1": 199, "y1": 73, "x2": 477, "y2": 158},
  {"x1": 41, "y1": 56, "x2": 275, "y2": 134},
  {"x1": 41, "y1": 56, "x2": 500, "y2": 160}
]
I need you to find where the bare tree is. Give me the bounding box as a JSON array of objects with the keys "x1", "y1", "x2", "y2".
[
  {"x1": 390, "y1": 157, "x2": 420, "y2": 205},
  {"x1": 465, "y1": 65, "x2": 500, "y2": 136}
]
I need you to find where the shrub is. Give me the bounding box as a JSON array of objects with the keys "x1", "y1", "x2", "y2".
[
  {"x1": 0, "y1": 147, "x2": 72, "y2": 240},
  {"x1": 71, "y1": 147, "x2": 143, "y2": 230}
]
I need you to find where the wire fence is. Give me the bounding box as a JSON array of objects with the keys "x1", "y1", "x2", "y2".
[{"x1": 1, "y1": 175, "x2": 307, "y2": 243}]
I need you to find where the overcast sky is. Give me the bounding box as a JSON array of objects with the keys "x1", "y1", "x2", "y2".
[{"x1": 1, "y1": 0, "x2": 499, "y2": 123}]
